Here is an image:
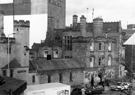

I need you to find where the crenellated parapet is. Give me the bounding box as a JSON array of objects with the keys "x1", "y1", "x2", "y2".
[{"x1": 14, "y1": 20, "x2": 30, "y2": 27}]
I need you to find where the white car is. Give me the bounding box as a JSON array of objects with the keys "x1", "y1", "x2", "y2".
[
  {"x1": 110, "y1": 82, "x2": 125, "y2": 91},
  {"x1": 121, "y1": 82, "x2": 131, "y2": 90}
]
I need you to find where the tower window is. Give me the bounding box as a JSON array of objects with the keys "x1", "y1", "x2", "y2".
[{"x1": 99, "y1": 43, "x2": 102, "y2": 50}]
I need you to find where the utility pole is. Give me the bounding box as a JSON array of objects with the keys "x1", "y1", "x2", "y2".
[
  {"x1": 92, "y1": 8, "x2": 94, "y2": 21},
  {"x1": 86, "y1": 8, "x2": 89, "y2": 22}
]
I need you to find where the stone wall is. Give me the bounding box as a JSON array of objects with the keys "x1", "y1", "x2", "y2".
[{"x1": 28, "y1": 69, "x2": 84, "y2": 86}]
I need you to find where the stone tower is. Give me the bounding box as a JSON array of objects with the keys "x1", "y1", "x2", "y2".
[
  {"x1": 93, "y1": 17, "x2": 103, "y2": 37},
  {"x1": 14, "y1": 20, "x2": 30, "y2": 67},
  {"x1": 46, "y1": 0, "x2": 66, "y2": 41}
]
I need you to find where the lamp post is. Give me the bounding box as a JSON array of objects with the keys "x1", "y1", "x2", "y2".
[{"x1": 7, "y1": 33, "x2": 17, "y2": 77}]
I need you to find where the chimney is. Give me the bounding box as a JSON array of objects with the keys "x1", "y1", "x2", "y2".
[
  {"x1": 93, "y1": 17, "x2": 103, "y2": 37},
  {"x1": 80, "y1": 15, "x2": 86, "y2": 37},
  {"x1": 73, "y1": 15, "x2": 78, "y2": 27}
]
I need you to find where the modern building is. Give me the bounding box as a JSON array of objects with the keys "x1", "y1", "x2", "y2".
[
  {"x1": 127, "y1": 24, "x2": 135, "y2": 30},
  {"x1": 122, "y1": 27, "x2": 135, "y2": 74}
]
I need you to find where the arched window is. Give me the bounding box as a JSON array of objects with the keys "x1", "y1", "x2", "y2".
[
  {"x1": 99, "y1": 43, "x2": 102, "y2": 50},
  {"x1": 90, "y1": 56, "x2": 94, "y2": 67},
  {"x1": 90, "y1": 42, "x2": 94, "y2": 51},
  {"x1": 108, "y1": 42, "x2": 112, "y2": 51},
  {"x1": 99, "y1": 58, "x2": 101, "y2": 65},
  {"x1": 44, "y1": 49, "x2": 48, "y2": 57},
  {"x1": 53, "y1": 49, "x2": 58, "y2": 58},
  {"x1": 108, "y1": 55, "x2": 112, "y2": 66}
]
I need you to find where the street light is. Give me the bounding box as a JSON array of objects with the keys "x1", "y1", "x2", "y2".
[{"x1": 7, "y1": 32, "x2": 17, "y2": 77}]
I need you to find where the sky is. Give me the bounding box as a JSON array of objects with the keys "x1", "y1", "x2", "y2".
[{"x1": 0, "y1": 0, "x2": 135, "y2": 47}]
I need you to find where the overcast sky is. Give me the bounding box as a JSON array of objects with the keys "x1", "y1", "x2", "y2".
[{"x1": 0, "y1": 0, "x2": 135, "y2": 47}]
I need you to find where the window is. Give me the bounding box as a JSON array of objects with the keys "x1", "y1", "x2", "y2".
[
  {"x1": 44, "y1": 50, "x2": 48, "y2": 57},
  {"x1": 7, "y1": 45, "x2": 11, "y2": 54},
  {"x1": 90, "y1": 42, "x2": 94, "y2": 51},
  {"x1": 70, "y1": 72, "x2": 73, "y2": 82},
  {"x1": 59, "y1": 74, "x2": 63, "y2": 83},
  {"x1": 10, "y1": 69, "x2": 14, "y2": 77},
  {"x1": 99, "y1": 58, "x2": 101, "y2": 65},
  {"x1": 99, "y1": 43, "x2": 102, "y2": 50},
  {"x1": 48, "y1": 75, "x2": 51, "y2": 83},
  {"x1": 32, "y1": 75, "x2": 35, "y2": 83},
  {"x1": 108, "y1": 56, "x2": 112, "y2": 66},
  {"x1": 64, "y1": 36, "x2": 72, "y2": 50},
  {"x1": 90, "y1": 57, "x2": 94, "y2": 67},
  {"x1": 3, "y1": 70, "x2": 7, "y2": 76},
  {"x1": 108, "y1": 43, "x2": 112, "y2": 51},
  {"x1": 119, "y1": 66, "x2": 122, "y2": 77},
  {"x1": 54, "y1": 50, "x2": 58, "y2": 58}
]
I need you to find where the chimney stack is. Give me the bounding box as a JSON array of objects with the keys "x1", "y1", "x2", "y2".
[
  {"x1": 80, "y1": 15, "x2": 86, "y2": 37},
  {"x1": 73, "y1": 15, "x2": 78, "y2": 27}
]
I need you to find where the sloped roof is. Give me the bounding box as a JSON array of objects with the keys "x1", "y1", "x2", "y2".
[
  {"x1": 0, "y1": 76, "x2": 27, "y2": 95},
  {"x1": 124, "y1": 32, "x2": 135, "y2": 45},
  {"x1": 64, "y1": 22, "x2": 119, "y2": 33},
  {"x1": 2, "y1": 58, "x2": 22, "y2": 69},
  {"x1": 29, "y1": 58, "x2": 85, "y2": 72}
]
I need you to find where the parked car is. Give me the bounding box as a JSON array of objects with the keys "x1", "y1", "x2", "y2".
[
  {"x1": 121, "y1": 82, "x2": 131, "y2": 90},
  {"x1": 110, "y1": 82, "x2": 125, "y2": 91},
  {"x1": 71, "y1": 88, "x2": 82, "y2": 95},
  {"x1": 85, "y1": 85, "x2": 104, "y2": 95}
]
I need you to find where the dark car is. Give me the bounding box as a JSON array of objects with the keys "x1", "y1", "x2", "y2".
[
  {"x1": 71, "y1": 88, "x2": 82, "y2": 95},
  {"x1": 85, "y1": 85, "x2": 104, "y2": 95}
]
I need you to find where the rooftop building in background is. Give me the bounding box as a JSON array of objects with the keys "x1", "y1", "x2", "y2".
[{"x1": 127, "y1": 24, "x2": 135, "y2": 30}]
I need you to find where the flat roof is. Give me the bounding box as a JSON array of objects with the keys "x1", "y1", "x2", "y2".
[{"x1": 25, "y1": 83, "x2": 70, "y2": 92}]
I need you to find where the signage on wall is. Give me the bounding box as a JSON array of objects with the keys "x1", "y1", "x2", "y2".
[
  {"x1": 57, "y1": 90, "x2": 69, "y2": 95},
  {"x1": 18, "y1": 70, "x2": 26, "y2": 73}
]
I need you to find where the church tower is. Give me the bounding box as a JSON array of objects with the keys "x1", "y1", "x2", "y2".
[{"x1": 46, "y1": 0, "x2": 66, "y2": 41}]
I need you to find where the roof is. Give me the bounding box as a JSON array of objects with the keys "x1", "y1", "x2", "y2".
[
  {"x1": 24, "y1": 83, "x2": 69, "y2": 93},
  {"x1": 29, "y1": 58, "x2": 85, "y2": 72},
  {"x1": 64, "y1": 22, "x2": 119, "y2": 33},
  {"x1": 122, "y1": 29, "x2": 135, "y2": 35},
  {"x1": 122, "y1": 29, "x2": 135, "y2": 42},
  {"x1": 0, "y1": 76, "x2": 27, "y2": 95},
  {"x1": 124, "y1": 32, "x2": 135, "y2": 45},
  {"x1": 2, "y1": 58, "x2": 22, "y2": 69}
]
